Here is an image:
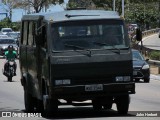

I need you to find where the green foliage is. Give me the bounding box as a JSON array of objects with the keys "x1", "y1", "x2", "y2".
[
  {"x1": 149, "y1": 51, "x2": 160, "y2": 60},
  {"x1": 92, "y1": 0, "x2": 121, "y2": 11},
  {"x1": 0, "y1": 18, "x2": 20, "y2": 31},
  {"x1": 125, "y1": 2, "x2": 159, "y2": 29},
  {"x1": 16, "y1": 0, "x2": 64, "y2": 13},
  {"x1": 0, "y1": 18, "x2": 12, "y2": 29},
  {"x1": 130, "y1": 0, "x2": 159, "y2": 3},
  {"x1": 67, "y1": 1, "x2": 78, "y2": 8},
  {"x1": 91, "y1": 0, "x2": 159, "y2": 29},
  {"x1": 12, "y1": 22, "x2": 21, "y2": 31}
]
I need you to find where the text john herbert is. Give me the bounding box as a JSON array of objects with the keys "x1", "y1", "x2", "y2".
[{"x1": 136, "y1": 112, "x2": 158, "y2": 117}]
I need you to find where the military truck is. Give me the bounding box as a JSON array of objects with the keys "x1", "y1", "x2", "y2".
[{"x1": 19, "y1": 9, "x2": 135, "y2": 116}]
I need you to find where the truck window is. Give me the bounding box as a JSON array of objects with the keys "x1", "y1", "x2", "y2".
[
  {"x1": 28, "y1": 22, "x2": 34, "y2": 46},
  {"x1": 23, "y1": 21, "x2": 29, "y2": 45},
  {"x1": 51, "y1": 20, "x2": 128, "y2": 51}
]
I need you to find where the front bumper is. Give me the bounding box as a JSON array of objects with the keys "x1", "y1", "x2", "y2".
[
  {"x1": 50, "y1": 83, "x2": 135, "y2": 100},
  {"x1": 133, "y1": 69, "x2": 150, "y2": 79}
]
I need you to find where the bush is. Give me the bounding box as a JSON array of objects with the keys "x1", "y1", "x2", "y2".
[
  {"x1": 0, "y1": 18, "x2": 20, "y2": 31},
  {"x1": 149, "y1": 51, "x2": 160, "y2": 60},
  {"x1": 12, "y1": 22, "x2": 21, "y2": 31}
]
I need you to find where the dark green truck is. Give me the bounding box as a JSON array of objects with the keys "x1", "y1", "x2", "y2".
[{"x1": 19, "y1": 9, "x2": 135, "y2": 116}]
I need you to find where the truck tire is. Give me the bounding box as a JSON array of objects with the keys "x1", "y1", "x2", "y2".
[
  {"x1": 42, "y1": 81, "x2": 58, "y2": 117},
  {"x1": 36, "y1": 99, "x2": 44, "y2": 114},
  {"x1": 135, "y1": 78, "x2": 140, "y2": 82},
  {"x1": 24, "y1": 85, "x2": 35, "y2": 112},
  {"x1": 144, "y1": 78, "x2": 150, "y2": 83},
  {"x1": 44, "y1": 99, "x2": 58, "y2": 117},
  {"x1": 8, "y1": 76, "x2": 12, "y2": 82},
  {"x1": 116, "y1": 95, "x2": 130, "y2": 114}
]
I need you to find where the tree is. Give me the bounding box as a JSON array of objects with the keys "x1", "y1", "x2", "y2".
[
  {"x1": 125, "y1": 1, "x2": 159, "y2": 29},
  {"x1": 91, "y1": 0, "x2": 159, "y2": 29},
  {"x1": 16, "y1": 0, "x2": 65, "y2": 13},
  {"x1": 129, "y1": 0, "x2": 159, "y2": 3},
  {"x1": 92, "y1": 0, "x2": 126, "y2": 14},
  {"x1": 0, "y1": 17, "x2": 12, "y2": 28},
  {"x1": 2, "y1": 0, "x2": 19, "y2": 21},
  {"x1": 67, "y1": 0, "x2": 94, "y2": 9}
]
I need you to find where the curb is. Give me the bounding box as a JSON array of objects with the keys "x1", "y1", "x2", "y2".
[{"x1": 150, "y1": 74, "x2": 160, "y2": 80}]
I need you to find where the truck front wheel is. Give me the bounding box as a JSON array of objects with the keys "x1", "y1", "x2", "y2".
[
  {"x1": 43, "y1": 97, "x2": 58, "y2": 117},
  {"x1": 24, "y1": 85, "x2": 35, "y2": 112},
  {"x1": 116, "y1": 95, "x2": 130, "y2": 114}
]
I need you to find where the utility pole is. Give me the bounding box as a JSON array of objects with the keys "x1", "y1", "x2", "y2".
[
  {"x1": 113, "y1": 0, "x2": 124, "y2": 17},
  {"x1": 113, "y1": 0, "x2": 115, "y2": 11},
  {"x1": 27, "y1": 0, "x2": 30, "y2": 14},
  {"x1": 122, "y1": 0, "x2": 124, "y2": 18}
]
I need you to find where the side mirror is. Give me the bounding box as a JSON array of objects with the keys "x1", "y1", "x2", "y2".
[{"x1": 136, "y1": 28, "x2": 142, "y2": 41}]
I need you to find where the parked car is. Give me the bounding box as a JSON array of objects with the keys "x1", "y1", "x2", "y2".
[
  {"x1": 0, "y1": 37, "x2": 18, "y2": 56},
  {"x1": 132, "y1": 49, "x2": 150, "y2": 82},
  {"x1": 0, "y1": 34, "x2": 8, "y2": 38},
  {"x1": 6, "y1": 32, "x2": 19, "y2": 40},
  {"x1": 1, "y1": 28, "x2": 13, "y2": 35},
  {"x1": 6, "y1": 32, "x2": 20, "y2": 45}
]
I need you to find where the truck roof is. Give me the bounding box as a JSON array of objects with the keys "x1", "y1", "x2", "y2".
[{"x1": 21, "y1": 10, "x2": 121, "y2": 22}]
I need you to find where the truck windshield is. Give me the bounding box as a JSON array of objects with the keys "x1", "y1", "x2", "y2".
[{"x1": 51, "y1": 20, "x2": 129, "y2": 51}]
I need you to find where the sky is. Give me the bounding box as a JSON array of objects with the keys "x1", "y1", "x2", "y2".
[{"x1": 0, "y1": 0, "x2": 69, "y2": 22}]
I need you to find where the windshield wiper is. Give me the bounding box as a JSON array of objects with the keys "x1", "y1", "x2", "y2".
[
  {"x1": 65, "y1": 14, "x2": 100, "y2": 18},
  {"x1": 110, "y1": 45, "x2": 120, "y2": 54},
  {"x1": 64, "y1": 43, "x2": 91, "y2": 57},
  {"x1": 93, "y1": 41, "x2": 109, "y2": 46},
  {"x1": 52, "y1": 50, "x2": 64, "y2": 53},
  {"x1": 93, "y1": 41, "x2": 120, "y2": 54}
]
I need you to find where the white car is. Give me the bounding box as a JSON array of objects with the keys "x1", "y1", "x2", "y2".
[
  {"x1": 1, "y1": 28, "x2": 13, "y2": 35},
  {"x1": 0, "y1": 37, "x2": 18, "y2": 56},
  {"x1": 0, "y1": 34, "x2": 8, "y2": 38}
]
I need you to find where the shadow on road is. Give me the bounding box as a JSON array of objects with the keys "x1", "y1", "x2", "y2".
[
  {"x1": 3, "y1": 80, "x2": 19, "y2": 82},
  {"x1": 0, "y1": 107, "x2": 21, "y2": 112},
  {"x1": 46, "y1": 108, "x2": 135, "y2": 119},
  {"x1": 37, "y1": 107, "x2": 135, "y2": 119},
  {"x1": 0, "y1": 107, "x2": 137, "y2": 119}
]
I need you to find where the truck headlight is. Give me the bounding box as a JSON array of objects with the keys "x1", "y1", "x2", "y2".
[
  {"x1": 123, "y1": 76, "x2": 131, "y2": 81},
  {"x1": 55, "y1": 80, "x2": 62, "y2": 85},
  {"x1": 116, "y1": 76, "x2": 123, "y2": 82},
  {"x1": 55, "y1": 79, "x2": 71, "y2": 85},
  {"x1": 116, "y1": 76, "x2": 131, "y2": 82}
]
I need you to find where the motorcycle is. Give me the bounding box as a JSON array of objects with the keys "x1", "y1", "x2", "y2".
[{"x1": 3, "y1": 60, "x2": 16, "y2": 82}]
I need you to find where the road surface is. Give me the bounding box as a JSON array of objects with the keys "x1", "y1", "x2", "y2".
[{"x1": 142, "y1": 33, "x2": 160, "y2": 50}]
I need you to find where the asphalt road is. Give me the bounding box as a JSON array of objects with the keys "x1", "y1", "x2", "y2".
[
  {"x1": 0, "y1": 58, "x2": 160, "y2": 119},
  {"x1": 142, "y1": 33, "x2": 160, "y2": 50}
]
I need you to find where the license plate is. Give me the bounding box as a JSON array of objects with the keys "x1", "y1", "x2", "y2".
[
  {"x1": 133, "y1": 71, "x2": 137, "y2": 75},
  {"x1": 85, "y1": 84, "x2": 103, "y2": 91}
]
